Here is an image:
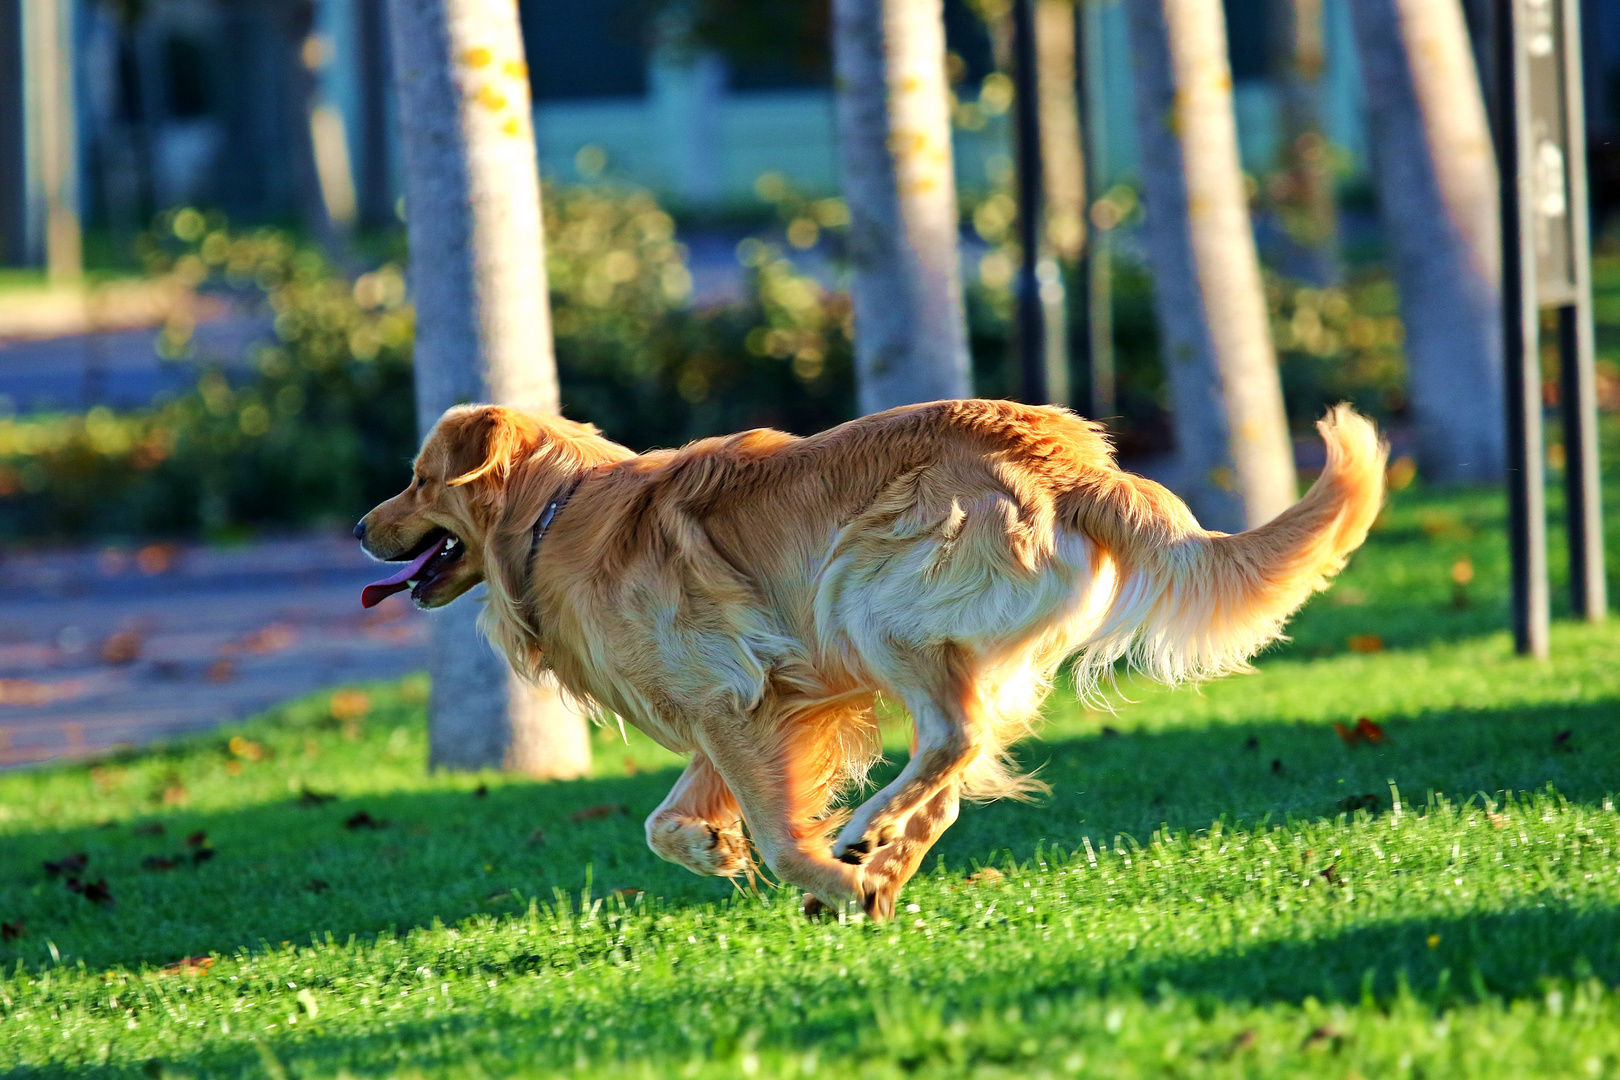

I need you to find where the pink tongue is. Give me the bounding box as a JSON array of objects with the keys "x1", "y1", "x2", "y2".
[{"x1": 361, "y1": 537, "x2": 448, "y2": 609}]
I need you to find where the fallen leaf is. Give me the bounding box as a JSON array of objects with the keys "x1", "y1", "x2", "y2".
[
  {"x1": 1302, "y1": 1025, "x2": 1339, "y2": 1049},
  {"x1": 306, "y1": 878, "x2": 331, "y2": 894},
  {"x1": 136, "y1": 543, "x2": 177, "y2": 575},
  {"x1": 1242, "y1": 736, "x2": 1259, "y2": 751},
  {"x1": 0, "y1": 678, "x2": 86, "y2": 706},
  {"x1": 1100, "y1": 726, "x2": 1121, "y2": 738},
  {"x1": 43, "y1": 853, "x2": 88, "y2": 877},
  {"x1": 570, "y1": 804, "x2": 627, "y2": 823},
  {"x1": 1487, "y1": 812, "x2": 1507, "y2": 828},
  {"x1": 330, "y1": 689, "x2": 371, "y2": 722},
  {"x1": 296, "y1": 787, "x2": 336, "y2": 807},
  {"x1": 185, "y1": 830, "x2": 208, "y2": 848},
  {"x1": 1271, "y1": 758, "x2": 1284, "y2": 775},
  {"x1": 1347, "y1": 634, "x2": 1384, "y2": 654},
  {"x1": 205, "y1": 660, "x2": 235, "y2": 683},
  {"x1": 527, "y1": 827, "x2": 547, "y2": 847},
  {"x1": 1337, "y1": 793, "x2": 1382, "y2": 814},
  {"x1": 159, "y1": 955, "x2": 214, "y2": 977},
  {"x1": 473, "y1": 784, "x2": 488, "y2": 798},
  {"x1": 1333, "y1": 721, "x2": 1360, "y2": 746},
  {"x1": 227, "y1": 736, "x2": 264, "y2": 760},
  {"x1": 966, "y1": 867, "x2": 1004, "y2": 886},
  {"x1": 345, "y1": 810, "x2": 387, "y2": 830},
  {"x1": 192, "y1": 848, "x2": 216, "y2": 865},
  {"x1": 68, "y1": 877, "x2": 114, "y2": 905},
  {"x1": 132, "y1": 822, "x2": 166, "y2": 836},
  {"x1": 612, "y1": 887, "x2": 643, "y2": 901},
  {"x1": 237, "y1": 624, "x2": 296, "y2": 654},
  {"x1": 162, "y1": 783, "x2": 189, "y2": 806},
  {"x1": 1355, "y1": 717, "x2": 1386, "y2": 743},
  {"x1": 1318, "y1": 864, "x2": 1341, "y2": 885},
  {"x1": 1, "y1": 920, "x2": 23, "y2": 941},
  {"x1": 101, "y1": 630, "x2": 143, "y2": 665},
  {"x1": 142, "y1": 855, "x2": 176, "y2": 871}
]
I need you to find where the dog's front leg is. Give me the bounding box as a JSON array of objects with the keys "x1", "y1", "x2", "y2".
[{"x1": 644, "y1": 754, "x2": 751, "y2": 878}]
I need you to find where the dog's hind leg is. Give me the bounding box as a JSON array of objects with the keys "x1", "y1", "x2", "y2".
[
  {"x1": 645, "y1": 754, "x2": 751, "y2": 878},
  {"x1": 832, "y1": 644, "x2": 984, "y2": 881}
]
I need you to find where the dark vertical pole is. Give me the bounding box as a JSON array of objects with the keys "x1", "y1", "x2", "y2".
[
  {"x1": 1496, "y1": 0, "x2": 1550, "y2": 658},
  {"x1": 1557, "y1": 0, "x2": 1606, "y2": 622},
  {"x1": 1077, "y1": 0, "x2": 1115, "y2": 421},
  {"x1": 1013, "y1": 0, "x2": 1047, "y2": 403},
  {"x1": 356, "y1": 0, "x2": 395, "y2": 229},
  {"x1": 0, "y1": 0, "x2": 24, "y2": 265}
]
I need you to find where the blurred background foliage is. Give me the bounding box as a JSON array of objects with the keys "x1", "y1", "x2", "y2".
[{"x1": 1, "y1": 180, "x2": 1612, "y2": 542}]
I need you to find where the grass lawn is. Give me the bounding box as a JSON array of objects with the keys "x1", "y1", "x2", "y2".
[{"x1": 2, "y1": 426, "x2": 1619, "y2": 1078}]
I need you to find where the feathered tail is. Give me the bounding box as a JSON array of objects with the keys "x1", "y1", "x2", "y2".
[{"x1": 1068, "y1": 404, "x2": 1388, "y2": 695}]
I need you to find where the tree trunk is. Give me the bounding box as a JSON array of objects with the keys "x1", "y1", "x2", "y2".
[
  {"x1": 1036, "y1": 0, "x2": 1084, "y2": 263},
  {"x1": 1349, "y1": 0, "x2": 1504, "y2": 483},
  {"x1": 386, "y1": 0, "x2": 591, "y2": 778},
  {"x1": 833, "y1": 0, "x2": 973, "y2": 413},
  {"x1": 1269, "y1": 0, "x2": 1339, "y2": 286},
  {"x1": 1125, "y1": 0, "x2": 1298, "y2": 531}
]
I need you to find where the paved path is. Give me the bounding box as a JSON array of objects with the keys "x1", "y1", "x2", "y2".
[{"x1": 0, "y1": 535, "x2": 428, "y2": 768}]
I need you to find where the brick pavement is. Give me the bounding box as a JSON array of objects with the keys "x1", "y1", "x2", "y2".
[{"x1": 0, "y1": 534, "x2": 429, "y2": 768}]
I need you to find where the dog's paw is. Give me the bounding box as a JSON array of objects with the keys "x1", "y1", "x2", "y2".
[
  {"x1": 833, "y1": 824, "x2": 894, "y2": 866},
  {"x1": 647, "y1": 816, "x2": 750, "y2": 877},
  {"x1": 802, "y1": 894, "x2": 829, "y2": 919}
]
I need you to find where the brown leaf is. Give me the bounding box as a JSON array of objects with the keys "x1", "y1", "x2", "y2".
[
  {"x1": 237, "y1": 624, "x2": 297, "y2": 655},
  {"x1": 70, "y1": 877, "x2": 114, "y2": 905},
  {"x1": 101, "y1": 630, "x2": 143, "y2": 665},
  {"x1": 136, "y1": 543, "x2": 177, "y2": 575},
  {"x1": 1271, "y1": 758, "x2": 1284, "y2": 775},
  {"x1": 329, "y1": 689, "x2": 371, "y2": 722},
  {"x1": 142, "y1": 855, "x2": 176, "y2": 871},
  {"x1": 345, "y1": 810, "x2": 387, "y2": 830},
  {"x1": 1487, "y1": 812, "x2": 1507, "y2": 828},
  {"x1": 1, "y1": 920, "x2": 23, "y2": 941},
  {"x1": 161, "y1": 783, "x2": 189, "y2": 806},
  {"x1": 191, "y1": 848, "x2": 216, "y2": 865},
  {"x1": 1333, "y1": 721, "x2": 1360, "y2": 747},
  {"x1": 966, "y1": 867, "x2": 1004, "y2": 886},
  {"x1": 205, "y1": 660, "x2": 235, "y2": 683},
  {"x1": 159, "y1": 955, "x2": 215, "y2": 977},
  {"x1": 526, "y1": 827, "x2": 547, "y2": 847},
  {"x1": 612, "y1": 887, "x2": 643, "y2": 901},
  {"x1": 1318, "y1": 863, "x2": 1341, "y2": 885},
  {"x1": 1355, "y1": 717, "x2": 1386, "y2": 743},
  {"x1": 306, "y1": 878, "x2": 330, "y2": 894},
  {"x1": 473, "y1": 784, "x2": 488, "y2": 798},
  {"x1": 44, "y1": 853, "x2": 88, "y2": 876},
  {"x1": 296, "y1": 787, "x2": 336, "y2": 807},
  {"x1": 1347, "y1": 634, "x2": 1384, "y2": 654},
  {"x1": 570, "y1": 804, "x2": 627, "y2": 823},
  {"x1": 185, "y1": 830, "x2": 208, "y2": 848},
  {"x1": 1302, "y1": 1025, "x2": 1340, "y2": 1049}
]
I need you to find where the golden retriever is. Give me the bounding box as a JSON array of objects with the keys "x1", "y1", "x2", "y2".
[{"x1": 357, "y1": 399, "x2": 1385, "y2": 918}]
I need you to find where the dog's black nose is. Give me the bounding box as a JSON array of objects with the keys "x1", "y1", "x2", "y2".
[{"x1": 352, "y1": 521, "x2": 366, "y2": 541}]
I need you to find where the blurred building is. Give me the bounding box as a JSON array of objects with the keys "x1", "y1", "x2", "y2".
[{"x1": 1, "y1": 0, "x2": 1617, "y2": 267}]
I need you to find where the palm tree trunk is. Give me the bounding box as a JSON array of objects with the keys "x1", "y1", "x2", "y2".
[
  {"x1": 1125, "y1": 0, "x2": 1298, "y2": 531},
  {"x1": 1349, "y1": 0, "x2": 1504, "y2": 483},
  {"x1": 386, "y1": 0, "x2": 591, "y2": 778},
  {"x1": 833, "y1": 0, "x2": 973, "y2": 413}
]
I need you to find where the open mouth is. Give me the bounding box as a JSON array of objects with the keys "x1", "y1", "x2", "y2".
[{"x1": 361, "y1": 529, "x2": 465, "y2": 608}]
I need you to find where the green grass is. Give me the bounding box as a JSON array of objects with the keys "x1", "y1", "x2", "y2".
[{"x1": 2, "y1": 428, "x2": 1619, "y2": 1078}]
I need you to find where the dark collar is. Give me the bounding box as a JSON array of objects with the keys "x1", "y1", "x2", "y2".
[{"x1": 527, "y1": 473, "x2": 585, "y2": 570}]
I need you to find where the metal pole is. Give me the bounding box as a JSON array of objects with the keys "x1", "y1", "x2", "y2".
[
  {"x1": 1078, "y1": 0, "x2": 1115, "y2": 421},
  {"x1": 1012, "y1": 0, "x2": 1047, "y2": 403},
  {"x1": 1557, "y1": 0, "x2": 1606, "y2": 622},
  {"x1": 1496, "y1": 0, "x2": 1550, "y2": 658}
]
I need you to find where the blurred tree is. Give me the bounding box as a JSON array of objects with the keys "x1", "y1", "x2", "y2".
[
  {"x1": 1035, "y1": 0, "x2": 1084, "y2": 265},
  {"x1": 386, "y1": 0, "x2": 592, "y2": 777},
  {"x1": 1349, "y1": 0, "x2": 1503, "y2": 483},
  {"x1": 1125, "y1": 0, "x2": 1297, "y2": 531},
  {"x1": 1268, "y1": 0, "x2": 1339, "y2": 286},
  {"x1": 833, "y1": 0, "x2": 973, "y2": 412}
]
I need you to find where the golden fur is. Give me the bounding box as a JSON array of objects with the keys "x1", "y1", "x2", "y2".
[{"x1": 359, "y1": 399, "x2": 1387, "y2": 918}]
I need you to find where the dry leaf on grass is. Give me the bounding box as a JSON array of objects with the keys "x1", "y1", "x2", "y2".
[
  {"x1": 101, "y1": 630, "x2": 143, "y2": 665},
  {"x1": 1, "y1": 920, "x2": 23, "y2": 941},
  {"x1": 43, "y1": 853, "x2": 88, "y2": 876},
  {"x1": 142, "y1": 855, "x2": 176, "y2": 871},
  {"x1": 966, "y1": 867, "x2": 1003, "y2": 886},
  {"x1": 66, "y1": 877, "x2": 113, "y2": 905},
  {"x1": 160, "y1": 955, "x2": 214, "y2": 977},
  {"x1": 344, "y1": 810, "x2": 387, "y2": 830},
  {"x1": 570, "y1": 804, "x2": 628, "y2": 823}
]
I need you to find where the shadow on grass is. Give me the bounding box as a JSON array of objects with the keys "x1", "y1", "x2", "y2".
[
  {"x1": 3, "y1": 691, "x2": 1617, "y2": 976},
  {"x1": 13, "y1": 902, "x2": 1620, "y2": 1080}
]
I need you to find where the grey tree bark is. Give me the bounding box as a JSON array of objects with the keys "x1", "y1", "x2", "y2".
[
  {"x1": 386, "y1": 0, "x2": 591, "y2": 777},
  {"x1": 1036, "y1": 0, "x2": 1084, "y2": 264},
  {"x1": 1349, "y1": 0, "x2": 1504, "y2": 483},
  {"x1": 1125, "y1": 0, "x2": 1298, "y2": 531},
  {"x1": 833, "y1": 0, "x2": 973, "y2": 413}
]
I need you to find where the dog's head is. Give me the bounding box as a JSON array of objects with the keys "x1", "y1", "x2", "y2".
[{"x1": 356, "y1": 405, "x2": 549, "y2": 610}]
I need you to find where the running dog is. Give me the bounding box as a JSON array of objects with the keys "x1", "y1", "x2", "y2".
[{"x1": 356, "y1": 399, "x2": 1385, "y2": 918}]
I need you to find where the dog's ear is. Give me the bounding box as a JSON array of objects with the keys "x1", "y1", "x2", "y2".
[{"x1": 438, "y1": 406, "x2": 540, "y2": 488}]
